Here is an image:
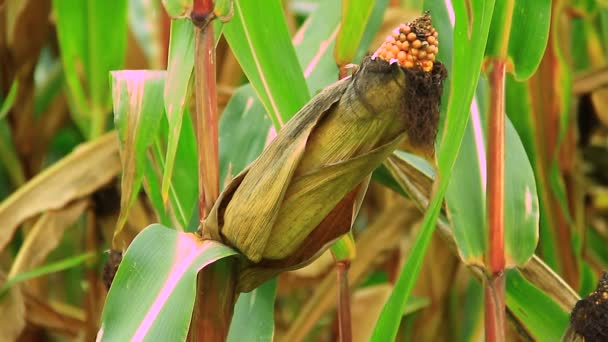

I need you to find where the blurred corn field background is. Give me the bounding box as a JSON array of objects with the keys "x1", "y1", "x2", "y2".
[{"x1": 1, "y1": 0, "x2": 608, "y2": 341}]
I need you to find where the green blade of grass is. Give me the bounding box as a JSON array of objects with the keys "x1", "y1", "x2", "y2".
[
  {"x1": 157, "y1": 109, "x2": 199, "y2": 230},
  {"x1": 370, "y1": 1, "x2": 496, "y2": 339},
  {"x1": 334, "y1": 0, "x2": 375, "y2": 66},
  {"x1": 486, "y1": 0, "x2": 551, "y2": 80},
  {"x1": 0, "y1": 252, "x2": 94, "y2": 296},
  {"x1": 223, "y1": 0, "x2": 310, "y2": 127},
  {"x1": 0, "y1": 79, "x2": 18, "y2": 120},
  {"x1": 161, "y1": 19, "x2": 195, "y2": 204}
]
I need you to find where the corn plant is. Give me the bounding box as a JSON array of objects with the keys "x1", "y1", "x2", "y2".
[{"x1": 1, "y1": 0, "x2": 608, "y2": 341}]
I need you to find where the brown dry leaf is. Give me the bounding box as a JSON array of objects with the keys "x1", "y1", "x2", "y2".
[
  {"x1": 8, "y1": 200, "x2": 88, "y2": 278},
  {"x1": 0, "y1": 132, "x2": 120, "y2": 252},
  {"x1": 0, "y1": 275, "x2": 26, "y2": 341},
  {"x1": 25, "y1": 292, "x2": 86, "y2": 338},
  {"x1": 351, "y1": 284, "x2": 393, "y2": 342}
]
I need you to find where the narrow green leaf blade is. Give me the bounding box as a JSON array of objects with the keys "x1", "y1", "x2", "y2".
[
  {"x1": 0, "y1": 79, "x2": 18, "y2": 120},
  {"x1": 158, "y1": 109, "x2": 199, "y2": 230},
  {"x1": 52, "y1": 0, "x2": 90, "y2": 131},
  {"x1": 0, "y1": 253, "x2": 93, "y2": 296},
  {"x1": 161, "y1": 19, "x2": 195, "y2": 203},
  {"x1": 88, "y1": 0, "x2": 128, "y2": 110},
  {"x1": 111, "y1": 71, "x2": 166, "y2": 245},
  {"x1": 53, "y1": 0, "x2": 128, "y2": 137},
  {"x1": 371, "y1": 1, "x2": 496, "y2": 339},
  {"x1": 334, "y1": 0, "x2": 375, "y2": 65},
  {"x1": 223, "y1": 0, "x2": 310, "y2": 126},
  {"x1": 98, "y1": 224, "x2": 237, "y2": 341}
]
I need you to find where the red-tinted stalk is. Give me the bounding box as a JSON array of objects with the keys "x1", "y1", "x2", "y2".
[
  {"x1": 486, "y1": 59, "x2": 506, "y2": 342},
  {"x1": 188, "y1": 1, "x2": 236, "y2": 341},
  {"x1": 336, "y1": 260, "x2": 352, "y2": 342}
]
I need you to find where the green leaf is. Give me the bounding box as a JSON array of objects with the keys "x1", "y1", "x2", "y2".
[
  {"x1": 446, "y1": 97, "x2": 539, "y2": 267},
  {"x1": 219, "y1": 85, "x2": 271, "y2": 184},
  {"x1": 445, "y1": 106, "x2": 487, "y2": 266},
  {"x1": 157, "y1": 109, "x2": 199, "y2": 230},
  {"x1": 223, "y1": 0, "x2": 310, "y2": 127},
  {"x1": 503, "y1": 119, "x2": 539, "y2": 265},
  {"x1": 378, "y1": 132, "x2": 573, "y2": 342},
  {"x1": 0, "y1": 79, "x2": 18, "y2": 120},
  {"x1": 334, "y1": 0, "x2": 375, "y2": 65},
  {"x1": 53, "y1": 0, "x2": 128, "y2": 138},
  {"x1": 228, "y1": 278, "x2": 277, "y2": 342},
  {"x1": 0, "y1": 252, "x2": 94, "y2": 296},
  {"x1": 162, "y1": 19, "x2": 195, "y2": 203},
  {"x1": 486, "y1": 0, "x2": 551, "y2": 80},
  {"x1": 98, "y1": 224, "x2": 237, "y2": 341},
  {"x1": 505, "y1": 269, "x2": 570, "y2": 342},
  {"x1": 371, "y1": 2, "x2": 496, "y2": 340},
  {"x1": 111, "y1": 71, "x2": 165, "y2": 247}
]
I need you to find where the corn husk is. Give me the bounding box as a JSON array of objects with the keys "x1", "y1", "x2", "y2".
[{"x1": 203, "y1": 56, "x2": 446, "y2": 291}]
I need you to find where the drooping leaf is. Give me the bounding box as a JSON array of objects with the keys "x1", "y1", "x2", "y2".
[
  {"x1": 0, "y1": 133, "x2": 120, "y2": 253},
  {"x1": 98, "y1": 224, "x2": 237, "y2": 341},
  {"x1": 111, "y1": 71, "x2": 165, "y2": 249},
  {"x1": 7, "y1": 200, "x2": 88, "y2": 281}
]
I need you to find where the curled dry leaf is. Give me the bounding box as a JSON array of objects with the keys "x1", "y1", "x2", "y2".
[
  {"x1": 0, "y1": 132, "x2": 121, "y2": 253},
  {"x1": 8, "y1": 200, "x2": 89, "y2": 279},
  {"x1": 0, "y1": 273, "x2": 26, "y2": 342},
  {"x1": 203, "y1": 55, "x2": 447, "y2": 292}
]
